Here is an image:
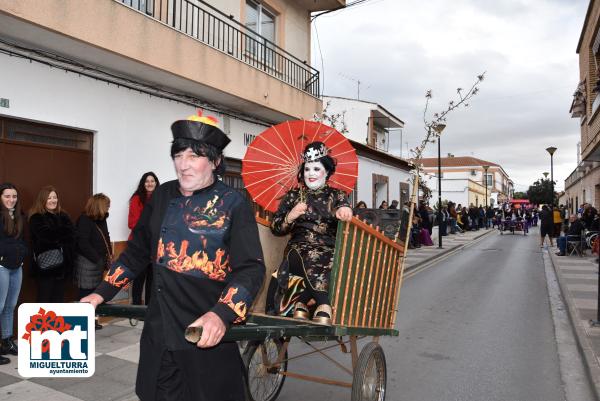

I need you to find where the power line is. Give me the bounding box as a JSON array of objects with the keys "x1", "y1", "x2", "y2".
[
  {"x1": 313, "y1": 20, "x2": 325, "y2": 97},
  {"x1": 311, "y1": 0, "x2": 376, "y2": 21}
]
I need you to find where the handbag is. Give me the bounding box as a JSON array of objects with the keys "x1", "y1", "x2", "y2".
[
  {"x1": 95, "y1": 225, "x2": 113, "y2": 270},
  {"x1": 35, "y1": 248, "x2": 64, "y2": 271}
]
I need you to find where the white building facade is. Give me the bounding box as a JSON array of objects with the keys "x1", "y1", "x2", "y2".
[
  {"x1": 0, "y1": 0, "x2": 345, "y2": 301},
  {"x1": 420, "y1": 156, "x2": 513, "y2": 207},
  {"x1": 322, "y1": 97, "x2": 412, "y2": 208},
  {"x1": 0, "y1": 0, "x2": 344, "y2": 241}
]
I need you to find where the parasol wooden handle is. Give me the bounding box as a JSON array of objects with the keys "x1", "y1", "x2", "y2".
[{"x1": 184, "y1": 326, "x2": 203, "y2": 343}]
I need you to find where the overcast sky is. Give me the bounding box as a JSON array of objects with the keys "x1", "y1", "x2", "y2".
[{"x1": 311, "y1": 0, "x2": 588, "y2": 192}]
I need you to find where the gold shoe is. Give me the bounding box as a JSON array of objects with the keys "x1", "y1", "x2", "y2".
[
  {"x1": 293, "y1": 302, "x2": 309, "y2": 320},
  {"x1": 312, "y1": 304, "x2": 332, "y2": 325}
]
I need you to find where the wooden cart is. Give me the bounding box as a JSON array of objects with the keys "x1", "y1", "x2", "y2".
[{"x1": 97, "y1": 201, "x2": 414, "y2": 401}]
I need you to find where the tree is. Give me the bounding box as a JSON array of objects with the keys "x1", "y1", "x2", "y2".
[
  {"x1": 526, "y1": 179, "x2": 554, "y2": 205},
  {"x1": 513, "y1": 191, "x2": 527, "y2": 200},
  {"x1": 410, "y1": 72, "x2": 486, "y2": 202}
]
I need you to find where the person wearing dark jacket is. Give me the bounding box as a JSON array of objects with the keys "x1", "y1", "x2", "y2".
[
  {"x1": 81, "y1": 114, "x2": 265, "y2": 401},
  {"x1": 29, "y1": 186, "x2": 75, "y2": 303},
  {"x1": 0, "y1": 183, "x2": 28, "y2": 364},
  {"x1": 556, "y1": 215, "x2": 585, "y2": 256},
  {"x1": 419, "y1": 202, "x2": 432, "y2": 235},
  {"x1": 539, "y1": 205, "x2": 554, "y2": 247},
  {"x1": 75, "y1": 194, "x2": 112, "y2": 303}
]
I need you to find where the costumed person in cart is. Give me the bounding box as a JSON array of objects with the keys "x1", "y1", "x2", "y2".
[
  {"x1": 270, "y1": 142, "x2": 353, "y2": 325},
  {"x1": 81, "y1": 112, "x2": 265, "y2": 401}
]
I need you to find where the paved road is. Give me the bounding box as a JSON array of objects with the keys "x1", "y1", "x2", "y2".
[{"x1": 272, "y1": 230, "x2": 585, "y2": 401}]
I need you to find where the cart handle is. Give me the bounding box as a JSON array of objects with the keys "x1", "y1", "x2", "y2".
[{"x1": 184, "y1": 326, "x2": 204, "y2": 343}]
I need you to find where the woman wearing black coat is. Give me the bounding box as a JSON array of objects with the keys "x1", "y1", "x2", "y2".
[
  {"x1": 28, "y1": 186, "x2": 75, "y2": 303},
  {"x1": 75, "y1": 194, "x2": 112, "y2": 304},
  {"x1": 539, "y1": 205, "x2": 554, "y2": 247}
]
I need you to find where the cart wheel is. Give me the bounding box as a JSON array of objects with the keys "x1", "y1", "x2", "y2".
[
  {"x1": 243, "y1": 338, "x2": 287, "y2": 401},
  {"x1": 351, "y1": 342, "x2": 386, "y2": 401}
]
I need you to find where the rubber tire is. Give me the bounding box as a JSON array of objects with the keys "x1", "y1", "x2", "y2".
[
  {"x1": 243, "y1": 339, "x2": 287, "y2": 401},
  {"x1": 351, "y1": 342, "x2": 387, "y2": 401}
]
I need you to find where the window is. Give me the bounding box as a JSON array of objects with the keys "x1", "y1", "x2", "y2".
[
  {"x1": 245, "y1": 1, "x2": 276, "y2": 65},
  {"x1": 484, "y1": 174, "x2": 493, "y2": 187},
  {"x1": 246, "y1": 1, "x2": 275, "y2": 41},
  {"x1": 223, "y1": 172, "x2": 273, "y2": 221},
  {"x1": 127, "y1": 0, "x2": 153, "y2": 15}
]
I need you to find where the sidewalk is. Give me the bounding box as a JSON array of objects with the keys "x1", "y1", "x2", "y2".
[
  {"x1": 0, "y1": 227, "x2": 514, "y2": 401},
  {"x1": 403, "y1": 226, "x2": 494, "y2": 271},
  {"x1": 547, "y1": 242, "x2": 600, "y2": 399}
]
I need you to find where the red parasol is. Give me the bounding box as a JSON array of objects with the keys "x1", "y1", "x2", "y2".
[{"x1": 242, "y1": 120, "x2": 358, "y2": 213}]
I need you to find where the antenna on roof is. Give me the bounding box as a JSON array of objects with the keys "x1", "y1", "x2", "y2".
[{"x1": 339, "y1": 73, "x2": 370, "y2": 100}]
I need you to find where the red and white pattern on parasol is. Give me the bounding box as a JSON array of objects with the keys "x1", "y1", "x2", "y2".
[{"x1": 241, "y1": 120, "x2": 358, "y2": 213}]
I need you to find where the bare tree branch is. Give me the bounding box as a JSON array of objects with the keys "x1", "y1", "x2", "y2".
[{"x1": 409, "y1": 72, "x2": 486, "y2": 200}]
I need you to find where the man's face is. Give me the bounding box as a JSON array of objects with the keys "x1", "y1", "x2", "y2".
[
  {"x1": 173, "y1": 148, "x2": 216, "y2": 194},
  {"x1": 570, "y1": 215, "x2": 577, "y2": 223},
  {"x1": 304, "y1": 161, "x2": 327, "y2": 190}
]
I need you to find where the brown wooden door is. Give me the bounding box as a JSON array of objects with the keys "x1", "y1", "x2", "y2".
[{"x1": 0, "y1": 117, "x2": 92, "y2": 303}]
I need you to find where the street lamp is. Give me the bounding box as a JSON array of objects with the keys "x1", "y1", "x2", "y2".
[
  {"x1": 435, "y1": 123, "x2": 447, "y2": 248},
  {"x1": 483, "y1": 165, "x2": 490, "y2": 229},
  {"x1": 546, "y1": 147, "x2": 557, "y2": 206},
  {"x1": 542, "y1": 172, "x2": 549, "y2": 179}
]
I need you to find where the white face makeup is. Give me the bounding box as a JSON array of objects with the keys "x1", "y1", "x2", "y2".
[{"x1": 304, "y1": 161, "x2": 327, "y2": 190}]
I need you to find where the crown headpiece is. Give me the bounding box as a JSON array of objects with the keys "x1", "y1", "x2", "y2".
[{"x1": 302, "y1": 143, "x2": 329, "y2": 163}]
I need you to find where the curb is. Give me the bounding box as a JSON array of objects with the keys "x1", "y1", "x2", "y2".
[
  {"x1": 546, "y1": 250, "x2": 600, "y2": 400},
  {"x1": 405, "y1": 229, "x2": 496, "y2": 273}
]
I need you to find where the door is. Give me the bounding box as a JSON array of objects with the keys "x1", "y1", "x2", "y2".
[{"x1": 0, "y1": 116, "x2": 93, "y2": 302}]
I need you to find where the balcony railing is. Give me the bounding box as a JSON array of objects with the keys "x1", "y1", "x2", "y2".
[
  {"x1": 565, "y1": 167, "x2": 583, "y2": 189},
  {"x1": 119, "y1": 0, "x2": 320, "y2": 97}
]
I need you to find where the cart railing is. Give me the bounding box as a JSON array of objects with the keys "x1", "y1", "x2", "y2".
[{"x1": 329, "y1": 217, "x2": 405, "y2": 330}]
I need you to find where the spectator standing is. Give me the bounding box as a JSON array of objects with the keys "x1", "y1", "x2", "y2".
[
  {"x1": 540, "y1": 205, "x2": 554, "y2": 247},
  {"x1": 460, "y1": 206, "x2": 471, "y2": 231},
  {"x1": 553, "y1": 206, "x2": 562, "y2": 237},
  {"x1": 129, "y1": 172, "x2": 159, "y2": 305},
  {"x1": 486, "y1": 206, "x2": 495, "y2": 229},
  {"x1": 29, "y1": 186, "x2": 75, "y2": 303},
  {"x1": 439, "y1": 206, "x2": 449, "y2": 236},
  {"x1": 75, "y1": 193, "x2": 112, "y2": 329},
  {"x1": 448, "y1": 202, "x2": 458, "y2": 234},
  {"x1": 378, "y1": 200, "x2": 388, "y2": 209},
  {"x1": 0, "y1": 183, "x2": 28, "y2": 362},
  {"x1": 419, "y1": 202, "x2": 432, "y2": 235},
  {"x1": 469, "y1": 205, "x2": 479, "y2": 231}
]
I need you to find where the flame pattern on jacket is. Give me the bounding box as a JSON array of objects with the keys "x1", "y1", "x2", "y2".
[
  {"x1": 218, "y1": 286, "x2": 250, "y2": 323},
  {"x1": 158, "y1": 239, "x2": 231, "y2": 281},
  {"x1": 104, "y1": 266, "x2": 131, "y2": 288}
]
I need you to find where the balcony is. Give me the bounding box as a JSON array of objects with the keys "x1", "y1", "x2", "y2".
[
  {"x1": 565, "y1": 167, "x2": 583, "y2": 189},
  {"x1": 0, "y1": 0, "x2": 323, "y2": 121},
  {"x1": 120, "y1": 0, "x2": 319, "y2": 97},
  {"x1": 367, "y1": 107, "x2": 404, "y2": 156}
]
